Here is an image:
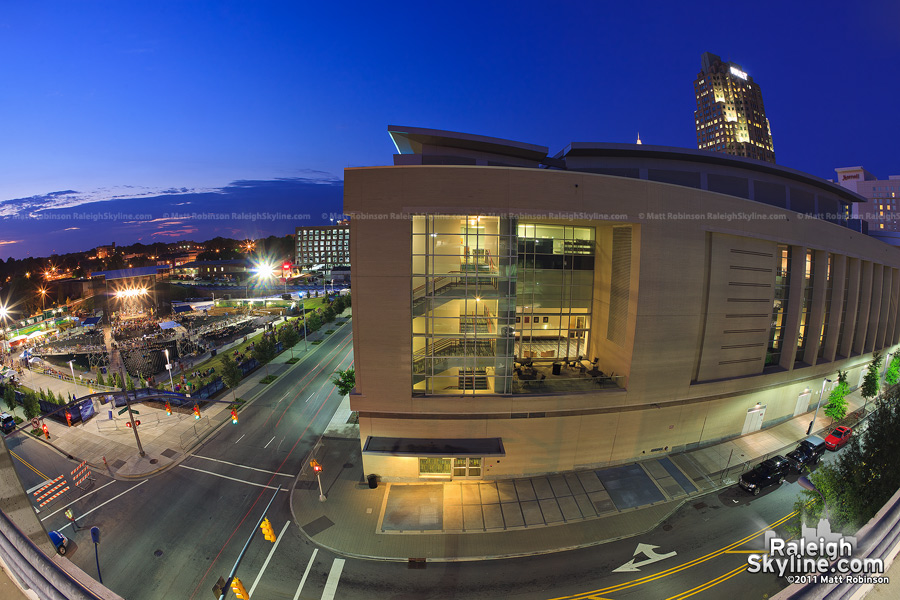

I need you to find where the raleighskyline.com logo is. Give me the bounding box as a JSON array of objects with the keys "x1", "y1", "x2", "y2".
[{"x1": 747, "y1": 519, "x2": 887, "y2": 585}]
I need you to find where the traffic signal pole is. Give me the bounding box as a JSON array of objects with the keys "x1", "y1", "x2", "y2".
[
  {"x1": 121, "y1": 369, "x2": 145, "y2": 458},
  {"x1": 217, "y1": 484, "x2": 281, "y2": 600}
]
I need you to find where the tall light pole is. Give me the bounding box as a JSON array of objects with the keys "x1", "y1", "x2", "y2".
[
  {"x1": 300, "y1": 302, "x2": 308, "y2": 351},
  {"x1": 120, "y1": 369, "x2": 145, "y2": 457},
  {"x1": 67, "y1": 359, "x2": 76, "y2": 387},
  {"x1": 808, "y1": 377, "x2": 832, "y2": 435},
  {"x1": 38, "y1": 288, "x2": 47, "y2": 311},
  {"x1": 163, "y1": 348, "x2": 175, "y2": 391}
]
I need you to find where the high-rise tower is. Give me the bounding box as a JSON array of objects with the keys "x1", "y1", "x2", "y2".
[{"x1": 694, "y1": 52, "x2": 775, "y2": 163}]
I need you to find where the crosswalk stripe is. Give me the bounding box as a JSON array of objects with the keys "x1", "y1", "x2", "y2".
[
  {"x1": 321, "y1": 558, "x2": 345, "y2": 600},
  {"x1": 292, "y1": 548, "x2": 318, "y2": 600}
]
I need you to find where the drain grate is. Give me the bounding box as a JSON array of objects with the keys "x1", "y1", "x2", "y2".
[
  {"x1": 111, "y1": 459, "x2": 126, "y2": 469},
  {"x1": 161, "y1": 448, "x2": 178, "y2": 459}
]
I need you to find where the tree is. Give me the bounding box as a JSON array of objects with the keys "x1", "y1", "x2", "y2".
[
  {"x1": 252, "y1": 335, "x2": 277, "y2": 377},
  {"x1": 96, "y1": 371, "x2": 105, "y2": 387},
  {"x1": 4, "y1": 386, "x2": 17, "y2": 413},
  {"x1": 23, "y1": 391, "x2": 40, "y2": 420},
  {"x1": 331, "y1": 367, "x2": 356, "y2": 396},
  {"x1": 885, "y1": 354, "x2": 900, "y2": 387},
  {"x1": 279, "y1": 324, "x2": 300, "y2": 358},
  {"x1": 220, "y1": 354, "x2": 243, "y2": 402},
  {"x1": 861, "y1": 351, "x2": 883, "y2": 409},
  {"x1": 824, "y1": 370, "x2": 850, "y2": 423},
  {"x1": 126, "y1": 372, "x2": 135, "y2": 391},
  {"x1": 322, "y1": 304, "x2": 336, "y2": 323},
  {"x1": 56, "y1": 391, "x2": 65, "y2": 405}
]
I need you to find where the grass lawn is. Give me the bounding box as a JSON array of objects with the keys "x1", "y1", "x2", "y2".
[
  {"x1": 286, "y1": 357, "x2": 300, "y2": 364},
  {"x1": 259, "y1": 375, "x2": 278, "y2": 384}
]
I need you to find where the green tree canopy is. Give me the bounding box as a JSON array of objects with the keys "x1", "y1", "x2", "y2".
[
  {"x1": 331, "y1": 367, "x2": 356, "y2": 396},
  {"x1": 219, "y1": 354, "x2": 243, "y2": 402},
  {"x1": 252, "y1": 335, "x2": 277, "y2": 377},
  {"x1": 824, "y1": 372, "x2": 850, "y2": 423},
  {"x1": 278, "y1": 324, "x2": 300, "y2": 358},
  {"x1": 96, "y1": 371, "x2": 105, "y2": 387},
  {"x1": 23, "y1": 391, "x2": 40, "y2": 420},
  {"x1": 885, "y1": 355, "x2": 900, "y2": 387},
  {"x1": 861, "y1": 351, "x2": 883, "y2": 406},
  {"x1": 4, "y1": 386, "x2": 17, "y2": 413}
]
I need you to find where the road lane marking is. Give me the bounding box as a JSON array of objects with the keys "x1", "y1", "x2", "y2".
[
  {"x1": 26, "y1": 480, "x2": 53, "y2": 494},
  {"x1": 613, "y1": 543, "x2": 677, "y2": 572},
  {"x1": 665, "y1": 563, "x2": 748, "y2": 600},
  {"x1": 306, "y1": 393, "x2": 314, "y2": 403},
  {"x1": 57, "y1": 481, "x2": 147, "y2": 531},
  {"x1": 235, "y1": 434, "x2": 245, "y2": 444},
  {"x1": 192, "y1": 455, "x2": 293, "y2": 477},
  {"x1": 39, "y1": 480, "x2": 117, "y2": 522},
  {"x1": 321, "y1": 558, "x2": 345, "y2": 600},
  {"x1": 264, "y1": 436, "x2": 276, "y2": 449},
  {"x1": 248, "y1": 520, "x2": 291, "y2": 597},
  {"x1": 179, "y1": 465, "x2": 289, "y2": 491},
  {"x1": 547, "y1": 510, "x2": 797, "y2": 599},
  {"x1": 11, "y1": 451, "x2": 50, "y2": 481},
  {"x1": 292, "y1": 548, "x2": 318, "y2": 600}
]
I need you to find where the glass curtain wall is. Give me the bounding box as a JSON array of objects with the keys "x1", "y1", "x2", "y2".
[
  {"x1": 515, "y1": 224, "x2": 595, "y2": 362},
  {"x1": 795, "y1": 249, "x2": 815, "y2": 365},
  {"x1": 767, "y1": 244, "x2": 791, "y2": 367},
  {"x1": 412, "y1": 215, "x2": 517, "y2": 395},
  {"x1": 818, "y1": 253, "x2": 834, "y2": 360}
]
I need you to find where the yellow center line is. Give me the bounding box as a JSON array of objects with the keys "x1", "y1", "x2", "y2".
[
  {"x1": 546, "y1": 511, "x2": 797, "y2": 600},
  {"x1": 10, "y1": 450, "x2": 50, "y2": 481},
  {"x1": 665, "y1": 563, "x2": 749, "y2": 600}
]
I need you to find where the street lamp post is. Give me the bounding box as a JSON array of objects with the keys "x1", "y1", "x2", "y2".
[
  {"x1": 807, "y1": 377, "x2": 832, "y2": 435},
  {"x1": 164, "y1": 348, "x2": 175, "y2": 391},
  {"x1": 300, "y1": 302, "x2": 308, "y2": 351},
  {"x1": 67, "y1": 359, "x2": 76, "y2": 386}
]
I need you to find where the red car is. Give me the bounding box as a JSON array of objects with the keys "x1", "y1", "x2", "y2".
[{"x1": 824, "y1": 426, "x2": 852, "y2": 450}]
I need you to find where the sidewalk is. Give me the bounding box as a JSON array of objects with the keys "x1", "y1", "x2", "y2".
[
  {"x1": 8, "y1": 317, "x2": 346, "y2": 480},
  {"x1": 289, "y1": 388, "x2": 871, "y2": 562}
]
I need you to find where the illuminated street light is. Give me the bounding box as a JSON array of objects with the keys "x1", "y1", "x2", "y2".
[
  {"x1": 38, "y1": 287, "x2": 48, "y2": 311},
  {"x1": 808, "y1": 378, "x2": 833, "y2": 435}
]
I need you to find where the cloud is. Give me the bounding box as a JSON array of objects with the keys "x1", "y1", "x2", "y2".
[
  {"x1": 63, "y1": 227, "x2": 80, "y2": 231},
  {"x1": 0, "y1": 239, "x2": 22, "y2": 246}
]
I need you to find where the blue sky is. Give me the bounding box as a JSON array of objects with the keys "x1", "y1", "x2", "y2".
[{"x1": 1, "y1": 1, "x2": 897, "y2": 258}]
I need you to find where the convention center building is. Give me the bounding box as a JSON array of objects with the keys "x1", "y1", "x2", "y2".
[{"x1": 344, "y1": 125, "x2": 899, "y2": 480}]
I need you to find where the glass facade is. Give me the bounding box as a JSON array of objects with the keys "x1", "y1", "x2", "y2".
[
  {"x1": 412, "y1": 215, "x2": 517, "y2": 395},
  {"x1": 818, "y1": 253, "x2": 834, "y2": 360},
  {"x1": 767, "y1": 244, "x2": 790, "y2": 367},
  {"x1": 412, "y1": 217, "x2": 597, "y2": 396},
  {"x1": 795, "y1": 249, "x2": 814, "y2": 364},
  {"x1": 515, "y1": 224, "x2": 594, "y2": 362}
]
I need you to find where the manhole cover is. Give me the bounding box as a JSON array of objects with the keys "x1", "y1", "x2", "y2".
[
  {"x1": 149, "y1": 459, "x2": 158, "y2": 464},
  {"x1": 662, "y1": 523, "x2": 673, "y2": 531},
  {"x1": 154, "y1": 550, "x2": 163, "y2": 557},
  {"x1": 343, "y1": 463, "x2": 354, "y2": 469}
]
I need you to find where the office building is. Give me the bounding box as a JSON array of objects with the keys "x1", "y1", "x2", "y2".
[
  {"x1": 295, "y1": 222, "x2": 350, "y2": 271},
  {"x1": 346, "y1": 125, "x2": 897, "y2": 481},
  {"x1": 694, "y1": 52, "x2": 775, "y2": 164},
  {"x1": 835, "y1": 166, "x2": 900, "y2": 246}
]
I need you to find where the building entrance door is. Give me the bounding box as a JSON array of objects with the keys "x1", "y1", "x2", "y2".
[
  {"x1": 452, "y1": 457, "x2": 482, "y2": 479},
  {"x1": 742, "y1": 405, "x2": 766, "y2": 435},
  {"x1": 794, "y1": 391, "x2": 811, "y2": 416}
]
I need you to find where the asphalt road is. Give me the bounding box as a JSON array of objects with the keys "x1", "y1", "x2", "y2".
[{"x1": 7, "y1": 329, "x2": 864, "y2": 599}]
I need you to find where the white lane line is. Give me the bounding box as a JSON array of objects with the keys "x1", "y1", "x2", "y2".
[
  {"x1": 178, "y1": 465, "x2": 288, "y2": 491},
  {"x1": 264, "y1": 436, "x2": 276, "y2": 449},
  {"x1": 40, "y1": 480, "x2": 118, "y2": 522},
  {"x1": 57, "y1": 481, "x2": 147, "y2": 531},
  {"x1": 192, "y1": 455, "x2": 292, "y2": 478},
  {"x1": 26, "y1": 480, "x2": 52, "y2": 494},
  {"x1": 235, "y1": 434, "x2": 245, "y2": 444},
  {"x1": 292, "y1": 548, "x2": 318, "y2": 600},
  {"x1": 306, "y1": 393, "x2": 314, "y2": 403},
  {"x1": 321, "y1": 558, "x2": 345, "y2": 600},
  {"x1": 249, "y1": 520, "x2": 291, "y2": 597}
]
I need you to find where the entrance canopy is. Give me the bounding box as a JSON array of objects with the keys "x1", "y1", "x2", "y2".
[{"x1": 362, "y1": 436, "x2": 505, "y2": 457}]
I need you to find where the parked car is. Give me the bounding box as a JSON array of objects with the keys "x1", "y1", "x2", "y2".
[
  {"x1": 786, "y1": 435, "x2": 827, "y2": 471},
  {"x1": 739, "y1": 455, "x2": 791, "y2": 495},
  {"x1": 824, "y1": 426, "x2": 853, "y2": 450},
  {"x1": 48, "y1": 530, "x2": 68, "y2": 555},
  {"x1": 0, "y1": 413, "x2": 16, "y2": 434}
]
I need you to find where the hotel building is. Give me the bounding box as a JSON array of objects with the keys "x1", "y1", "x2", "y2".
[
  {"x1": 345, "y1": 126, "x2": 898, "y2": 481},
  {"x1": 694, "y1": 52, "x2": 775, "y2": 164},
  {"x1": 836, "y1": 166, "x2": 900, "y2": 246}
]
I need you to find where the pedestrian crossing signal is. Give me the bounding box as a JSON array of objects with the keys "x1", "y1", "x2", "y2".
[
  {"x1": 230, "y1": 576, "x2": 249, "y2": 599},
  {"x1": 260, "y1": 518, "x2": 276, "y2": 542},
  {"x1": 231, "y1": 409, "x2": 238, "y2": 425},
  {"x1": 193, "y1": 404, "x2": 200, "y2": 420},
  {"x1": 311, "y1": 459, "x2": 323, "y2": 474}
]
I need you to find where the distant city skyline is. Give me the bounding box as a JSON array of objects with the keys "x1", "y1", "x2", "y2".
[{"x1": 1, "y1": 1, "x2": 897, "y2": 258}]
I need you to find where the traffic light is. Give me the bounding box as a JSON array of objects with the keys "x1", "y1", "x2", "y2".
[
  {"x1": 230, "y1": 576, "x2": 249, "y2": 599},
  {"x1": 165, "y1": 402, "x2": 172, "y2": 416},
  {"x1": 231, "y1": 409, "x2": 238, "y2": 425},
  {"x1": 193, "y1": 404, "x2": 200, "y2": 420},
  {"x1": 260, "y1": 518, "x2": 276, "y2": 542},
  {"x1": 311, "y1": 459, "x2": 323, "y2": 474},
  {"x1": 42, "y1": 422, "x2": 50, "y2": 440}
]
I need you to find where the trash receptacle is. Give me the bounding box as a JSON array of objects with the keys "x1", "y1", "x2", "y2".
[
  {"x1": 367, "y1": 474, "x2": 378, "y2": 489},
  {"x1": 552, "y1": 362, "x2": 561, "y2": 376}
]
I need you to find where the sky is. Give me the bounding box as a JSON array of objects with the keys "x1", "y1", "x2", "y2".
[{"x1": 0, "y1": 0, "x2": 897, "y2": 259}]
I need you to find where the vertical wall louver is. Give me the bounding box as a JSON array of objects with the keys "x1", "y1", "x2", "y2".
[{"x1": 607, "y1": 226, "x2": 632, "y2": 346}]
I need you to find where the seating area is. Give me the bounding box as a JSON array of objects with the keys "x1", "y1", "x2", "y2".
[
  {"x1": 121, "y1": 342, "x2": 176, "y2": 378},
  {"x1": 512, "y1": 356, "x2": 621, "y2": 394}
]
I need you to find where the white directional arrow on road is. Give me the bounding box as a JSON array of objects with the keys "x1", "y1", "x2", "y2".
[{"x1": 612, "y1": 543, "x2": 677, "y2": 572}]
